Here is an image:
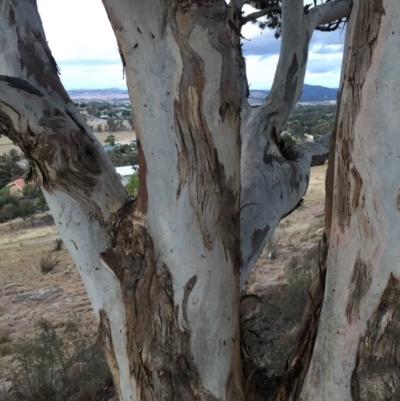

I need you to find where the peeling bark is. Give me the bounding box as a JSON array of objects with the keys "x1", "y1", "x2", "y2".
[
  {"x1": 291, "y1": 1, "x2": 400, "y2": 399},
  {"x1": 351, "y1": 274, "x2": 400, "y2": 400}
]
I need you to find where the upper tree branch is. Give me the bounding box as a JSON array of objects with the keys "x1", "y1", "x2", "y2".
[
  {"x1": 309, "y1": 0, "x2": 352, "y2": 28},
  {"x1": 0, "y1": 0, "x2": 127, "y2": 214},
  {"x1": 241, "y1": 6, "x2": 282, "y2": 26},
  {"x1": 239, "y1": 0, "x2": 341, "y2": 286}
]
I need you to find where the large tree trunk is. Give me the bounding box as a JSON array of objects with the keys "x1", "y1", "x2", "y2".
[
  {"x1": 1, "y1": 1, "x2": 245, "y2": 400},
  {"x1": 277, "y1": 1, "x2": 400, "y2": 399},
  {"x1": 0, "y1": 1, "x2": 350, "y2": 400}
]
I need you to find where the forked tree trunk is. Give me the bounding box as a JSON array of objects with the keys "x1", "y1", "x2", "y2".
[
  {"x1": 1, "y1": 1, "x2": 245, "y2": 400},
  {"x1": 277, "y1": 1, "x2": 400, "y2": 399},
  {"x1": 0, "y1": 0, "x2": 350, "y2": 400}
]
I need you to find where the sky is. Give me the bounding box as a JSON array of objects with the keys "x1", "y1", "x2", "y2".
[{"x1": 37, "y1": 0, "x2": 345, "y2": 90}]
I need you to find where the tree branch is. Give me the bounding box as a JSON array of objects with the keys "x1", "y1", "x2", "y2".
[
  {"x1": 241, "y1": 6, "x2": 282, "y2": 26},
  {"x1": 239, "y1": 0, "x2": 339, "y2": 286},
  {"x1": 309, "y1": 0, "x2": 352, "y2": 28}
]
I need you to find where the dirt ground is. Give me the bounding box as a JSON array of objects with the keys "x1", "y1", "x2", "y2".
[
  {"x1": 0, "y1": 164, "x2": 327, "y2": 393},
  {"x1": 246, "y1": 164, "x2": 326, "y2": 293}
]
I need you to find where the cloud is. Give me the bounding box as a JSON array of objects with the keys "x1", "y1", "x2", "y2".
[
  {"x1": 57, "y1": 64, "x2": 127, "y2": 90},
  {"x1": 38, "y1": 0, "x2": 345, "y2": 90},
  {"x1": 58, "y1": 59, "x2": 121, "y2": 67},
  {"x1": 242, "y1": 31, "x2": 281, "y2": 58}
]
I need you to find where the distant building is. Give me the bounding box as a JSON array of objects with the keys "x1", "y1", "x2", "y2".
[
  {"x1": 16, "y1": 159, "x2": 29, "y2": 169},
  {"x1": 304, "y1": 134, "x2": 314, "y2": 142},
  {"x1": 116, "y1": 165, "x2": 139, "y2": 186},
  {"x1": 103, "y1": 145, "x2": 115, "y2": 152},
  {"x1": 7, "y1": 178, "x2": 26, "y2": 197}
]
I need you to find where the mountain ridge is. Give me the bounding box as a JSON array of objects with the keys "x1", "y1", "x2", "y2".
[{"x1": 67, "y1": 84, "x2": 338, "y2": 103}]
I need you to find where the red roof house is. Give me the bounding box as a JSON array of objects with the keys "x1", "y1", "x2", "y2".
[{"x1": 6, "y1": 178, "x2": 26, "y2": 197}]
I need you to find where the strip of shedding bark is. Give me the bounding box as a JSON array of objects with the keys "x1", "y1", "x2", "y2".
[
  {"x1": 335, "y1": 0, "x2": 384, "y2": 230},
  {"x1": 351, "y1": 273, "x2": 400, "y2": 400},
  {"x1": 345, "y1": 255, "x2": 372, "y2": 324},
  {"x1": 0, "y1": 93, "x2": 105, "y2": 218},
  {"x1": 100, "y1": 201, "x2": 234, "y2": 401},
  {"x1": 171, "y1": 1, "x2": 240, "y2": 267}
]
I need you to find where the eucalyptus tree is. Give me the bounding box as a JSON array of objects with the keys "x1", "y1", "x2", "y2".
[{"x1": 0, "y1": 0, "x2": 378, "y2": 400}]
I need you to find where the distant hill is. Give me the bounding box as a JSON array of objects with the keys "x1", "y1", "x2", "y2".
[
  {"x1": 248, "y1": 84, "x2": 338, "y2": 105},
  {"x1": 68, "y1": 84, "x2": 338, "y2": 103},
  {"x1": 68, "y1": 88, "x2": 130, "y2": 101}
]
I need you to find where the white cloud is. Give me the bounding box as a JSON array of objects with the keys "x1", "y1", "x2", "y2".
[{"x1": 37, "y1": 0, "x2": 343, "y2": 90}]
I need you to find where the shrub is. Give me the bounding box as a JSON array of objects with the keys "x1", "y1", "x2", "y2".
[
  {"x1": 53, "y1": 239, "x2": 63, "y2": 252},
  {"x1": 11, "y1": 319, "x2": 111, "y2": 401},
  {"x1": 0, "y1": 328, "x2": 11, "y2": 344},
  {"x1": 0, "y1": 186, "x2": 10, "y2": 196},
  {"x1": 126, "y1": 173, "x2": 139, "y2": 198},
  {"x1": 0, "y1": 343, "x2": 12, "y2": 357},
  {"x1": 39, "y1": 254, "x2": 60, "y2": 274},
  {"x1": 281, "y1": 133, "x2": 297, "y2": 147}
]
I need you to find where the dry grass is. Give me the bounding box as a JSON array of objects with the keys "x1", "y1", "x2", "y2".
[
  {"x1": 0, "y1": 225, "x2": 58, "y2": 246},
  {"x1": 0, "y1": 165, "x2": 327, "y2": 390},
  {"x1": 0, "y1": 214, "x2": 96, "y2": 381},
  {"x1": 246, "y1": 164, "x2": 327, "y2": 294}
]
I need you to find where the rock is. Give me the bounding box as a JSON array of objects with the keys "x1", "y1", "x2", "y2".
[
  {"x1": 13, "y1": 286, "x2": 63, "y2": 303},
  {"x1": 0, "y1": 381, "x2": 18, "y2": 401}
]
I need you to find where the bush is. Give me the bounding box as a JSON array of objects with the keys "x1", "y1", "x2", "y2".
[
  {"x1": 126, "y1": 173, "x2": 139, "y2": 198},
  {"x1": 0, "y1": 186, "x2": 10, "y2": 196},
  {"x1": 0, "y1": 328, "x2": 11, "y2": 344},
  {"x1": 11, "y1": 319, "x2": 111, "y2": 401},
  {"x1": 22, "y1": 183, "x2": 41, "y2": 198},
  {"x1": 53, "y1": 239, "x2": 63, "y2": 252},
  {"x1": 281, "y1": 133, "x2": 296, "y2": 147},
  {"x1": 0, "y1": 344, "x2": 12, "y2": 357},
  {"x1": 39, "y1": 254, "x2": 60, "y2": 274}
]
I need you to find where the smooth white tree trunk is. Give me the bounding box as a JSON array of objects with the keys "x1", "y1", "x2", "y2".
[{"x1": 277, "y1": 1, "x2": 400, "y2": 399}]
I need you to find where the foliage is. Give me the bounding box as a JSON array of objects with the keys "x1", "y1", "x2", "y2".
[
  {"x1": 126, "y1": 173, "x2": 139, "y2": 198},
  {"x1": 22, "y1": 183, "x2": 41, "y2": 198},
  {"x1": 0, "y1": 344, "x2": 12, "y2": 357},
  {"x1": 0, "y1": 202, "x2": 18, "y2": 222},
  {"x1": 35, "y1": 194, "x2": 49, "y2": 212},
  {"x1": 250, "y1": 0, "x2": 283, "y2": 38},
  {"x1": 0, "y1": 183, "x2": 48, "y2": 223},
  {"x1": 0, "y1": 151, "x2": 24, "y2": 190},
  {"x1": 0, "y1": 328, "x2": 11, "y2": 344},
  {"x1": 8, "y1": 149, "x2": 21, "y2": 162},
  {"x1": 106, "y1": 148, "x2": 138, "y2": 167},
  {"x1": 0, "y1": 186, "x2": 10, "y2": 196},
  {"x1": 287, "y1": 104, "x2": 336, "y2": 138},
  {"x1": 39, "y1": 253, "x2": 60, "y2": 274},
  {"x1": 281, "y1": 133, "x2": 296, "y2": 147},
  {"x1": 11, "y1": 319, "x2": 111, "y2": 401},
  {"x1": 53, "y1": 239, "x2": 64, "y2": 252},
  {"x1": 104, "y1": 134, "x2": 116, "y2": 146}
]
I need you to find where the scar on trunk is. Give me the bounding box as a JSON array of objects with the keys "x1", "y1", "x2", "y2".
[
  {"x1": 351, "y1": 166, "x2": 363, "y2": 208},
  {"x1": 182, "y1": 275, "x2": 198, "y2": 328},
  {"x1": 345, "y1": 255, "x2": 372, "y2": 324}
]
